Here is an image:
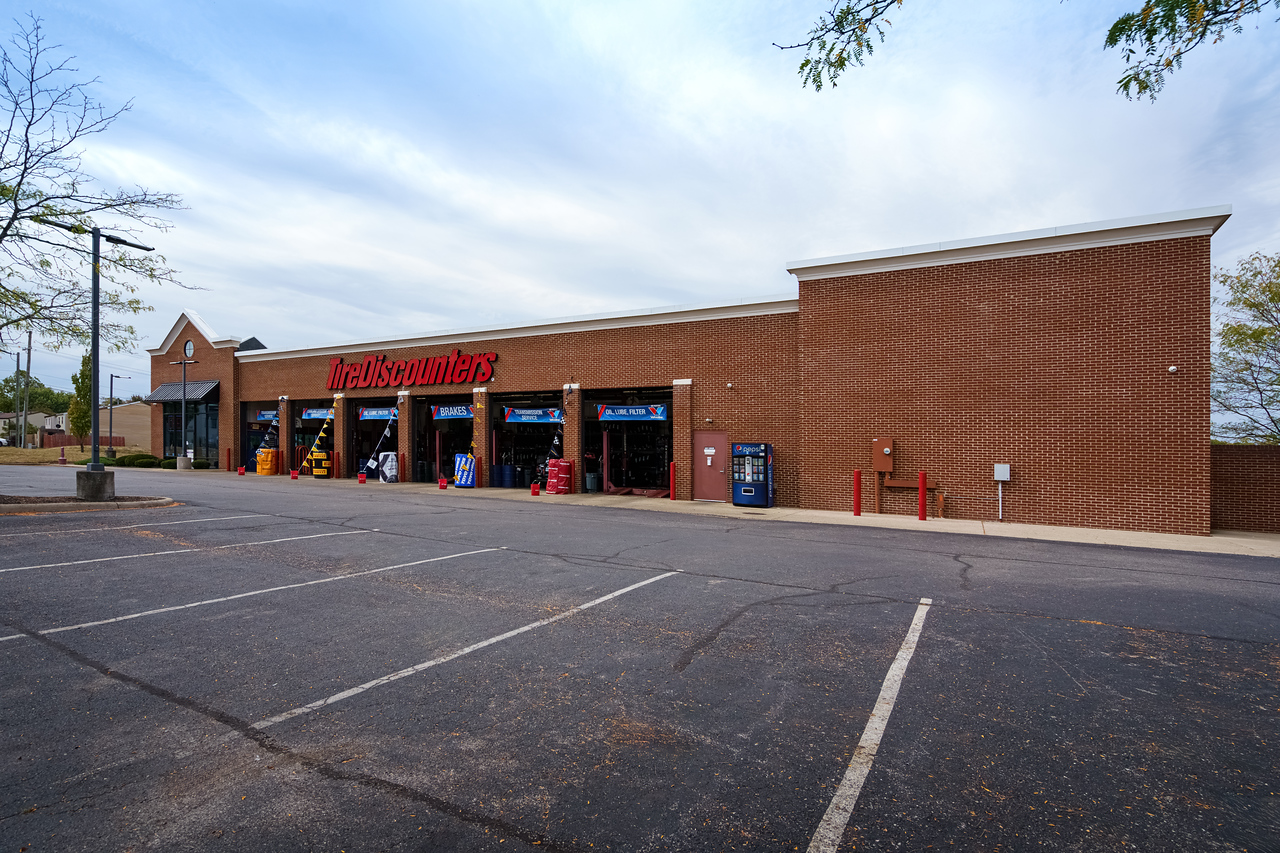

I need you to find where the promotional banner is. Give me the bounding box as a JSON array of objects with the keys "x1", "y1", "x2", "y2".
[
  {"x1": 362, "y1": 413, "x2": 398, "y2": 474},
  {"x1": 453, "y1": 453, "x2": 476, "y2": 487},
  {"x1": 431, "y1": 405, "x2": 474, "y2": 420},
  {"x1": 598, "y1": 404, "x2": 667, "y2": 421},
  {"x1": 302, "y1": 408, "x2": 334, "y2": 419},
  {"x1": 504, "y1": 407, "x2": 563, "y2": 423},
  {"x1": 255, "y1": 410, "x2": 278, "y2": 421}
]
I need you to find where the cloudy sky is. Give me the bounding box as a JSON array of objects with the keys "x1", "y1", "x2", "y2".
[{"x1": 13, "y1": 0, "x2": 1280, "y2": 399}]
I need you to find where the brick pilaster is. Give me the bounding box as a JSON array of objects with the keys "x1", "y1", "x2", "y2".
[
  {"x1": 562, "y1": 383, "x2": 581, "y2": 491},
  {"x1": 672, "y1": 380, "x2": 692, "y2": 500},
  {"x1": 332, "y1": 394, "x2": 348, "y2": 478},
  {"x1": 278, "y1": 397, "x2": 293, "y2": 474},
  {"x1": 397, "y1": 392, "x2": 412, "y2": 483},
  {"x1": 472, "y1": 388, "x2": 489, "y2": 487}
]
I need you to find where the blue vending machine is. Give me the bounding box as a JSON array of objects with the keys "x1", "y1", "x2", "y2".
[{"x1": 732, "y1": 443, "x2": 774, "y2": 508}]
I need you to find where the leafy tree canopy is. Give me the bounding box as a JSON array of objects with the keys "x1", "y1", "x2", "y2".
[
  {"x1": 1211, "y1": 252, "x2": 1280, "y2": 444},
  {"x1": 1, "y1": 15, "x2": 184, "y2": 354},
  {"x1": 67, "y1": 352, "x2": 90, "y2": 447},
  {"x1": 779, "y1": 1, "x2": 1278, "y2": 99},
  {"x1": 0, "y1": 369, "x2": 71, "y2": 414}
]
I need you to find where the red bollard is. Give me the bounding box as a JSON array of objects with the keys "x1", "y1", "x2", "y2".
[
  {"x1": 918, "y1": 471, "x2": 927, "y2": 520},
  {"x1": 853, "y1": 469, "x2": 861, "y2": 516},
  {"x1": 438, "y1": 478, "x2": 447, "y2": 489},
  {"x1": 399, "y1": 452, "x2": 406, "y2": 484},
  {"x1": 358, "y1": 472, "x2": 367, "y2": 484},
  {"x1": 670, "y1": 461, "x2": 676, "y2": 500},
  {"x1": 290, "y1": 470, "x2": 298, "y2": 480},
  {"x1": 226, "y1": 448, "x2": 231, "y2": 471},
  {"x1": 531, "y1": 482, "x2": 540, "y2": 496},
  {"x1": 237, "y1": 466, "x2": 245, "y2": 476}
]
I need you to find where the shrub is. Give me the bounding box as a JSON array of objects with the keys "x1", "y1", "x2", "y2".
[
  {"x1": 135, "y1": 458, "x2": 158, "y2": 468},
  {"x1": 160, "y1": 458, "x2": 177, "y2": 469},
  {"x1": 192, "y1": 459, "x2": 210, "y2": 469},
  {"x1": 115, "y1": 453, "x2": 159, "y2": 468}
]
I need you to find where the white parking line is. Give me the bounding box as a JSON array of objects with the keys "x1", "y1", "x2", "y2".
[
  {"x1": 0, "y1": 548, "x2": 501, "y2": 643},
  {"x1": 0, "y1": 549, "x2": 196, "y2": 574},
  {"x1": 0, "y1": 529, "x2": 371, "y2": 575},
  {"x1": 253, "y1": 570, "x2": 680, "y2": 729},
  {"x1": 0, "y1": 514, "x2": 268, "y2": 538},
  {"x1": 807, "y1": 598, "x2": 933, "y2": 853}
]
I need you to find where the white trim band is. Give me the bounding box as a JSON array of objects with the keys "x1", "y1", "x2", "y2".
[{"x1": 788, "y1": 206, "x2": 1231, "y2": 281}]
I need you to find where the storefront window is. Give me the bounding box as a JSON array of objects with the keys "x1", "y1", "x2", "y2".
[{"x1": 162, "y1": 400, "x2": 219, "y2": 463}]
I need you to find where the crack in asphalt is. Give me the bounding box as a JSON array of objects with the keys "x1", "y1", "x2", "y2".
[
  {"x1": 5, "y1": 620, "x2": 584, "y2": 852},
  {"x1": 672, "y1": 586, "x2": 896, "y2": 673},
  {"x1": 952, "y1": 554, "x2": 974, "y2": 591}
]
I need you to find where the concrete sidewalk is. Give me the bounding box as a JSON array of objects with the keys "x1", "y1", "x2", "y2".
[{"x1": 405, "y1": 480, "x2": 1280, "y2": 559}]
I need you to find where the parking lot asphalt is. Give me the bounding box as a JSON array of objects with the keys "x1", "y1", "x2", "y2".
[{"x1": 1, "y1": 465, "x2": 1277, "y2": 852}]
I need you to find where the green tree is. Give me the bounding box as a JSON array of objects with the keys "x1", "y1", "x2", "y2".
[
  {"x1": 1211, "y1": 252, "x2": 1280, "y2": 444},
  {"x1": 1, "y1": 15, "x2": 184, "y2": 355},
  {"x1": 779, "y1": 1, "x2": 1278, "y2": 99},
  {"x1": 0, "y1": 370, "x2": 71, "y2": 415},
  {"x1": 67, "y1": 352, "x2": 90, "y2": 450}
]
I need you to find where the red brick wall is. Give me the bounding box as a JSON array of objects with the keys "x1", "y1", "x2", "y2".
[
  {"x1": 1210, "y1": 444, "x2": 1280, "y2": 532},
  {"x1": 798, "y1": 236, "x2": 1211, "y2": 535},
  {"x1": 232, "y1": 313, "x2": 801, "y2": 501},
  {"x1": 155, "y1": 232, "x2": 1212, "y2": 534},
  {"x1": 149, "y1": 321, "x2": 239, "y2": 466}
]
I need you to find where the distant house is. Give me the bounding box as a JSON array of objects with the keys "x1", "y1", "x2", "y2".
[{"x1": 2, "y1": 410, "x2": 54, "y2": 446}]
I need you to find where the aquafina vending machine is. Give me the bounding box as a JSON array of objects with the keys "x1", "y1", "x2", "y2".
[{"x1": 731, "y1": 443, "x2": 774, "y2": 508}]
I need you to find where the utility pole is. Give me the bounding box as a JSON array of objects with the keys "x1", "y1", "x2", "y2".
[
  {"x1": 7, "y1": 350, "x2": 17, "y2": 442},
  {"x1": 20, "y1": 331, "x2": 32, "y2": 449}
]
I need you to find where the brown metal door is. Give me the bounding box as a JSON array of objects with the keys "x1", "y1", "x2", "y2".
[{"x1": 692, "y1": 430, "x2": 728, "y2": 501}]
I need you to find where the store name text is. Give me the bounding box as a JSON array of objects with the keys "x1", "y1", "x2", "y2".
[{"x1": 326, "y1": 350, "x2": 497, "y2": 390}]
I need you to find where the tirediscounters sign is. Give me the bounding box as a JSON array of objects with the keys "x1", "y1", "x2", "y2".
[
  {"x1": 598, "y1": 404, "x2": 666, "y2": 421},
  {"x1": 327, "y1": 349, "x2": 497, "y2": 390}
]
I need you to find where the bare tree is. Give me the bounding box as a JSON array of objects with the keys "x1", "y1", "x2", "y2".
[{"x1": 0, "y1": 14, "x2": 184, "y2": 354}]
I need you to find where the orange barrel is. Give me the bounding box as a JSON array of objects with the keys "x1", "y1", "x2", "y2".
[{"x1": 255, "y1": 447, "x2": 279, "y2": 476}]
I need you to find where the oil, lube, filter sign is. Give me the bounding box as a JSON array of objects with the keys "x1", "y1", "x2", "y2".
[{"x1": 598, "y1": 405, "x2": 667, "y2": 420}]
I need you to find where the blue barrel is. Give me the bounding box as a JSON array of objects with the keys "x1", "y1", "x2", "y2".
[{"x1": 500, "y1": 465, "x2": 515, "y2": 488}]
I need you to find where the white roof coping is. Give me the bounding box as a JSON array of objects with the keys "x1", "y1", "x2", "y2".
[
  {"x1": 235, "y1": 294, "x2": 798, "y2": 362},
  {"x1": 146, "y1": 310, "x2": 242, "y2": 355},
  {"x1": 787, "y1": 205, "x2": 1232, "y2": 281}
]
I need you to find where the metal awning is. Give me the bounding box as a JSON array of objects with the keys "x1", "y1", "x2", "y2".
[{"x1": 145, "y1": 380, "x2": 219, "y2": 403}]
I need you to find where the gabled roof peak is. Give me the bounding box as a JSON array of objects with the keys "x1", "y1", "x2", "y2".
[{"x1": 146, "y1": 310, "x2": 242, "y2": 355}]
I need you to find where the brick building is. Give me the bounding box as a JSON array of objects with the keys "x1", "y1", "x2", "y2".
[{"x1": 148, "y1": 206, "x2": 1231, "y2": 535}]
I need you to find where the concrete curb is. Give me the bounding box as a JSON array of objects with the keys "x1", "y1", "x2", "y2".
[
  {"x1": 316, "y1": 478, "x2": 1280, "y2": 558},
  {"x1": 0, "y1": 497, "x2": 178, "y2": 515}
]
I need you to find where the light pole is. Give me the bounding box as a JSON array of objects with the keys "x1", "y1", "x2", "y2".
[
  {"x1": 36, "y1": 220, "x2": 154, "y2": 472},
  {"x1": 108, "y1": 374, "x2": 131, "y2": 458},
  {"x1": 169, "y1": 357, "x2": 198, "y2": 462}
]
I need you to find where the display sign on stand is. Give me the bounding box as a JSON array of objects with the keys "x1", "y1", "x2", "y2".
[{"x1": 454, "y1": 454, "x2": 476, "y2": 487}]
